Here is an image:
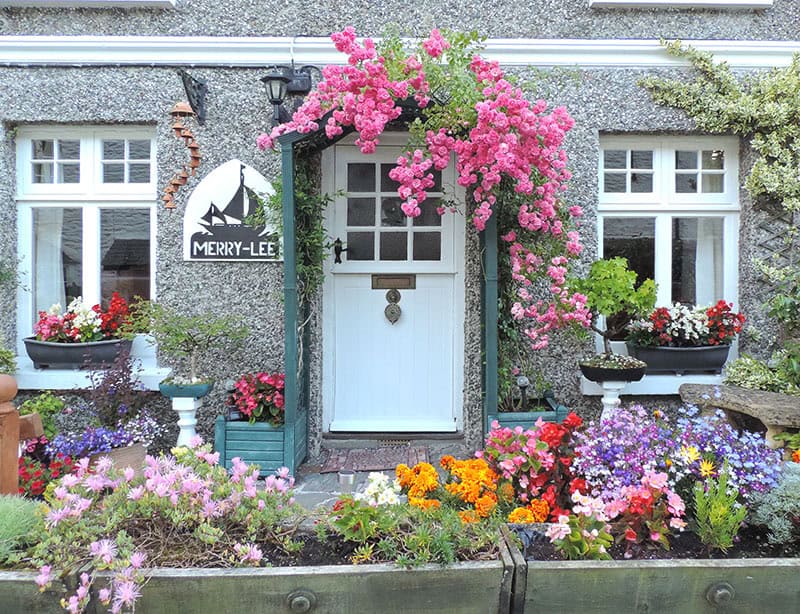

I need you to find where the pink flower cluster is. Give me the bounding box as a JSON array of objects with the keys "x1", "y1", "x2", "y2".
[{"x1": 256, "y1": 28, "x2": 590, "y2": 348}]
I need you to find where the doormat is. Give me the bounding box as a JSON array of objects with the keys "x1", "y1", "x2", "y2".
[{"x1": 320, "y1": 446, "x2": 429, "y2": 473}]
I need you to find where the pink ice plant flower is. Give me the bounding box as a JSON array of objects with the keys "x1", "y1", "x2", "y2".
[{"x1": 256, "y1": 28, "x2": 588, "y2": 349}]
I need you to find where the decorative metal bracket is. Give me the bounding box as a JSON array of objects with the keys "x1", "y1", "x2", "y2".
[
  {"x1": 177, "y1": 69, "x2": 208, "y2": 125},
  {"x1": 333, "y1": 238, "x2": 348, "y2": 264}
]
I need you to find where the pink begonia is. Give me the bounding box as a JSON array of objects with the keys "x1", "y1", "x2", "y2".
[{"x1": 256, "y1": 28, "x2": 588, "y2": 348}]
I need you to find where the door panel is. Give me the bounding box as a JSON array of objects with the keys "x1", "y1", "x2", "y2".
[{"x1": 324, "y1": 143, "x2": 463, "y2": 433}]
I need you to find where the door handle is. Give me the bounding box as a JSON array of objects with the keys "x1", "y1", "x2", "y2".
[{"x1": 333, "y1": 237, "x2": 348, "y2": 263}]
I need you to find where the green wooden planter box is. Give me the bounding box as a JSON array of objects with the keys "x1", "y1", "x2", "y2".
[
  {"x1": 91, "y1": 553, "x2": 515, "y2": 614},
  {"x1": 0, "y1": 569, "x2": 76, "y2": 614},
  {"x1": 214, "y1": 412, "x2": 308, "y2": 476},
  {"x1": 486, "y1": 393, "x2": 569, "y2": 432}
]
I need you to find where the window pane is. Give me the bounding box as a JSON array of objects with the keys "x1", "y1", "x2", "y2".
[
  {"x1": 380, "y1": 197, "x2": 406, "y2": 227},
  {"x1": 630, "y1": 172, "x2": 653, "y2": 193},
  {"x1": 380, "y1": 163, "x2": 400, "y2": 192},
  {"x1": 32, "y1": 140, "x2": 54, "y2": 159},
  {"x1": 58, "y1": 163, "x2": 80, "y2": 183},
  {"x1": 34, "y1": 208, "x2": 82, "y2": 313},
  {"x1": 702, "y1": 174, "x2": 724, "y2": 193},
  {"x1": 103, "y1": 163, "x2": 125, "y2": 183},
  {"x1": 58, "y1": 140, "x2": 80, "y2": 160},
  {"x1": 429, "y1": 169, "x2": 442, "y2": 192},
  {"x1": 101, "y1": 209, "x2": 151, "y2": 303},
  {"x1": 32, "y1": 162, "x2": 54, "y2": 183},
  {"x1": 603, "y1": 150, "x2": 626, "y2": 169},
  {"x1": 102, "y1": 140, "x2": 125, "y2": 159},
  {"x1": 379, "y1": 232, "x2": 407, "y2": 260},
  {"x1": 346, "y1": 232, "x2": 374, "y2": 261},
  {"x1": 413, "y1": 232, "x2": 441, "y2": 260},
  {"x1": 347, "y1": 198, "x2": 375, "y2": 226},
  {"x1": 701, "y1": 150, "x2": 724, "y2": 170},
  {"x1": 672, "y1": 217, "x2": 724, "y2": 305},
  {"x1": 602, "y1": 217, "x2": 655, "y2": 286},
  {"x1": 413, "y1": 198, "x2": 443, "y2": 227},
  {"x1": 630, "y1": 151, "x2": 653, "y2": 169},
  {"x1": 128, "y1": 163, "x2": 151, "y2": 184},
  {"x1": 603, "y1": 217, "x2": 655, "y2": 340},
  {"x1": 347, "y1": 163, "x2": 375, "y2": 192},
  {"x1": 675, "y1": 173, "x2": 698, "y2": 193},
  {"x1": 675, "y1": 151, "x2": 697, "y2": 170},
  {"x1": 128, "y1": 140, "x2": 151, "y2": 160},
  {"x1": 604, "y1": 172, "x2": 626, "y2": 193}
]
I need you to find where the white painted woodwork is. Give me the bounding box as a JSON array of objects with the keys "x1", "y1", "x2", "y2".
[{"x1": 323, "y1": 137, "x2": 465, "y2": 433}]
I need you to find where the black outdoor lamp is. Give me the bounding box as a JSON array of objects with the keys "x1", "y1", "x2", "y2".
[
  {"x1": 261, "y1": 64, "x2": 315, "y2": 126},
  {"x1": 516, "y1": 374, "x2": 530, "y2": 411}
]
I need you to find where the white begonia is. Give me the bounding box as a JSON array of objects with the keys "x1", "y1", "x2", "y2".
[{"x1": 355, "y1": 472, "x2": 402, "y2": 506}]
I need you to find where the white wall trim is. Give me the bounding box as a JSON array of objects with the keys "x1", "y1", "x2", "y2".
[
  {"x1": 0, "y1": 36, "x2": 797, "y2": 69},
  {"x1": 589, "y1": 0, "x2": 773, "y2": 8}
]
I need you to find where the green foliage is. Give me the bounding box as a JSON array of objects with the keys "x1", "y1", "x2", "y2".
[
  {"x1": 325, "y1": 498, "x2": 503, "y2": 566},
  {"x1": 18, "y1": 392, "x2": 64, "y2": 440},
  {"x1": 0, "y1": 495, "x2": 42, "y2": 566},
  {"x1": 550, "y1": 513, "x2": 613, "y2": 561},
  {"x1": 773, "y1": 430, "x2": 800, "y2": 453},
  {"x1": 567, "y1": 257, "x2": 656, "y2": 353},
  {"x1": 130, "y1": 299, "x2": 248, "y2": 381},
  {"x1": 0, "y1": 342, "x2": 15, "y2": 375},
  {"x1": 750, "y1": 462, "x2": 800, "y2": 545},
  {"x1": 247, "y1": 163, "x2": 333, "y2": 304},
  {"x1": 724, "y1": 352, "x2": 800, "y2": 395},
  {"x1": 692, "y1": 461, "x2": 747, "y2": 553}
]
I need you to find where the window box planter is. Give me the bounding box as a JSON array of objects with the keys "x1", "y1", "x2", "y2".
[
  {"x1": 486, "y1": 392, "x2": 569, "y2": 431},
  {"x1": 214, "y1": 413, "x2": 309, "y2": 476},
  {"x1": 627, "y1": 343, "x2": 731, "y2": 375},
  {"x1": 23, "y1": 337, "x2": 132, "y2": 370}
]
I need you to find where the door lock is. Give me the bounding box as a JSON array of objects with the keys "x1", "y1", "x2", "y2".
[{"x1": 333, "y1": 238, "x2": 348, "y2": 263}]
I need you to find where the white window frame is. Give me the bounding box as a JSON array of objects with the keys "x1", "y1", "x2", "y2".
[
  {"x1": 14, "y1": 126, "x2": 167, "y2": 390},
  {"x1": 583, "y1": 135, "x2": 740, "y2": 396}
]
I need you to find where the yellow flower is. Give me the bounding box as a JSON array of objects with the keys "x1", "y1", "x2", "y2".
[
  {"x1": 508, "y1": 507, "x2": 536, "y2": 524},
  {"x1": 699, "y1": 459, "x2": 716, "y2": 478},
  {"x1": 680, "y1": 445, "x2": 701, "y2": 463},
  {"x1": 665, "y1": 458, "x2": 673, "y2": 468}
]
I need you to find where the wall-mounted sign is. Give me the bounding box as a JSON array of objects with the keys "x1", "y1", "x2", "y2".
[{"x1": 183, "y1": 159, "x2": 281, "y2": 261}]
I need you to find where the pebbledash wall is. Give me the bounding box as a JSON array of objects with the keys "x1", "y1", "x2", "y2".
[{"x1": 0, "y1": 0, "x2": 796, "y2": 456}]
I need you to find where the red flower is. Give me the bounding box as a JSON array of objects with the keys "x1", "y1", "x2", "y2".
[
  {"x1": 569, "y1": 478, "x2": 587, "y2": 494},
  {"x1": 562, "y1": 412, "x2": 583, "y2": 430},
  {"x1": 625, "y1": 528, "x2": 638, "y2": 542}
]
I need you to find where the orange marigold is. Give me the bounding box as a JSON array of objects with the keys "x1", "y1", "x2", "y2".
[
  {"x1": 792, "y1": 449, "x2": 800, "y2": 463},
  {"x1": 409, "y1": 496, "x2": 441, "y2": 510},
  {"x1": 474, "y1": 492, "x2": 498, "y2": 518},
  {"x1": 440, "y1": 455, "x2": 456, "y2": 470},
  {"x1": 396, "y1": 462, "x2": 439, "y2": 498},
  {"x1": 458, "y1": 509, "x2": 480, "y2": 524},
  {"x1": 508, "y1": 507, "x2": 536, "y2": 524},
  {"x1": 527, "y1": 498, "x2": 550, "y2": 523}
]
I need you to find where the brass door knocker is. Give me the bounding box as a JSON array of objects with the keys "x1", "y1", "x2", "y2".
[{"x1": 385, "y1": 289, "x2": 401, "y2": 324}]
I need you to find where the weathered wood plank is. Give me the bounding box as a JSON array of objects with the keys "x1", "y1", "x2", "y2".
[
  {"x1": 225, "y1": 440, "x2": 284, "y2": 452},
  {"x1": 526, "y1": 558, "x2": 800, "y2": 614},
  {"x1": 98, "y1": 560, "x2": 507, "y2": 614}
]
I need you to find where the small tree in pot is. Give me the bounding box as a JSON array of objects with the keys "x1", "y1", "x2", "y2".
[{"x1": 568, "y1": 257, "x2": 656, "y2": 379}]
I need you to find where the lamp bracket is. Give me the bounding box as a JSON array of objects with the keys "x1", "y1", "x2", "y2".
[{"x1": 177, "y1": 69, "x2": 208, "y2": 125}]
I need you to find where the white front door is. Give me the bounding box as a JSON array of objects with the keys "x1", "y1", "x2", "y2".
[{"x1": 322, "y1": 140, "x2": 465, "y2": 432}]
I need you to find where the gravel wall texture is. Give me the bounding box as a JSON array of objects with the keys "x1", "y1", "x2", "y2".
[{"x1": 0, "y1": 0, "x2": 795, "y2": 40}]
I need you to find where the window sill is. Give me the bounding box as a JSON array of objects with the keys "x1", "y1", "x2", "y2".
[
  {"x1": 581, "y1": 372, "x2": 723, "y2": 396},
  {"x1": 14, "y1": 335, "x2": 170, "y2": 391}
]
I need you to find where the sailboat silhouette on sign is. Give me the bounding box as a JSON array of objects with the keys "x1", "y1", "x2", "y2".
[{"x1": 189, "y1": 163, "x2": 280, "y2": 260}]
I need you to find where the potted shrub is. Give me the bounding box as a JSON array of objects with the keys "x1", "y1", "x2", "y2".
[
  {"x1": 568, "y1": 257, "x2": 656, "y2": 383},
  {"x1": 22, "y1": 293, "x2": 132, "y2": 370},
  {"x1": 215, "y1": 371, "x2": 287, "y2": 476},
  {"x1": 131, "y1": 299, "x2": 248, "y2": 398},
  {"x1": 131, "y1": 300, "x2": 248, "y2": 445},
  {"x1": 626, "y1": 301, "x2": 745, "y2": 374}
]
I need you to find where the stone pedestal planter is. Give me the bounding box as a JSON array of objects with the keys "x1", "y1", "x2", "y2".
[{"x1": 160, "y1": 382, "x2": 213, "y2": 447}]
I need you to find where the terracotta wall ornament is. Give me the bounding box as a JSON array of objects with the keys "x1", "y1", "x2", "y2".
[{"x1": 164, "y1": 100, "x2": 202, "y2": 210}]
